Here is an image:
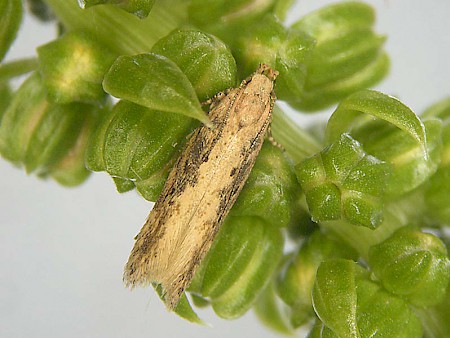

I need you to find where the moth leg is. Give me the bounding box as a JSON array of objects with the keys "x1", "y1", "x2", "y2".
[
  {"x1": 266, "y1": 125, "x2": 285, "y2": 151},
  {"x1": 201, "y1": 90, "x2": 230, "y2": 110}
]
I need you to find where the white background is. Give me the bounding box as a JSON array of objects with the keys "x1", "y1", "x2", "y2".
[{"x1": 1, "y1": 1, "x2": 450, "y2": 337}]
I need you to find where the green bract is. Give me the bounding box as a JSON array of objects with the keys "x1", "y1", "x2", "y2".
[
  {"x1": 296, "y1": 133, "x2": 390, "y2": 228},
  {"x1": 151, "y1": 29, "x2": 238, "y2": 101},
  {"x1": 85, "y1": 100, "x2": 195, "y2": 201},
  {"x1": 0, "y1": 0, "x2": 22, "y2": 61},
  {"x1": 0, "y1": 73, "x2": 95, "y2": 185},
  {"x1": 37, "y1": 32, "x2": 117, "y2": 104},
  {"x1": 189, "y1": 216, "x2": 283, "y2": 319},
  {"x1": 369, "y1": 226, "x2": 450, "y2": 307},
  {"x1": 291, "y1": 2, "x2": 388, "y2": 111},
  {"x1": 103, "y1": 53, "x2": 210, "y2": 126},
  {"x1": 79, "y1": 0, "x2": 155, "y2": 19}
]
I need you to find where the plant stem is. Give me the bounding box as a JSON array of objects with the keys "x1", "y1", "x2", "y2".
[
  {"x1": 0, "y1": 57, "x2": 38, "y2": 82},
  {"x1": 272, "y1": 105, "x2": 322, "y2": 163}
]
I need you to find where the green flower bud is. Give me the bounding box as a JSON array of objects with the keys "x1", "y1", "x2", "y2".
[
  {"x1": 85, "y1": 100, "x2": 195, "y2": 201},
  {"x1": 369, "y1": 226, "x2": 450, "y2": 307},
  {"x1": 188, "y1": 0, "x2": 276, "y2": 37},
  {"x1": 232, "y1": 14, "x2": 315, "y2": 100},
  {"x1": 79, "y1": 0, "x2": 155, "y2": 19},
  {"x1": 0, "y1": 72, "x2": 95, "y2": 185},
  {"x1": 312, "y1": 259, "x2": 360, "y2": 338},
  {"x1": 37, "y1": 31, "x2": 117, "y2": 104},
  {"x1": 296, "y1": 133, "x2": 390, "y2": 228},
  {"x1": 0, "y1": 83, "x2": 12, "y2": 120},
  {"x1": 49, "y1": 109, "x2": 97, "y2": 186},
  {"x1": 273, "y1": 0, "x2": 295, "y2": 21},
  {"x1": 313, "y1": 259, "x2": 423, "y2": 337},
  {"x1": 0, "y1": 0, "x2": 22, "y2": 61},
  {"x1": 326, "y1": 90, "x2": 442, "y2": 197},
  {"x1": 277, "y1": 231, "x2": 356, "y2": 328},
  {"x1": 423, "y1": 97, "x2": 450, "y2": 223},
  {"x1": 230, "y1": 142, "x2": 300, "y2": 228},
  {"x1": 190, "y1": 216, "x2": 284, "y2": 319},
  {"x1": 151, "y1": 29, "x2": 238, "y2": 102},
  {"x1": 356, "y1": 278, "x2": 422, "y2": 338},
  {"x1": 103, "y1": 53, "x2": 210, "y2": 126},
  {"x1": 290, "y1": 2, "x2": 388, "y2": 111}
]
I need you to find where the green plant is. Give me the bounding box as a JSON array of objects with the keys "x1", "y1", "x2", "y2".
[{"x1": 1, "y1": 1, "x2": 449, "y2": 337}]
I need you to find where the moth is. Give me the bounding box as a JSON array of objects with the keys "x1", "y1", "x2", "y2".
[{"x1": 123, "y1": 64, "x2": 278, "y2": 309}]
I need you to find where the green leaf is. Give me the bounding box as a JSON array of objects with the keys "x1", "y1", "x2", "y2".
[
  {"x1": 152, "y1": 29, "x2": 238, "y2": 102},
  {"x1": 312, "y1": 259, "x2": 360, "y2": 338},
  {"x1": 79, "y1": 0, "x2": 155, "y2": 19},
  {"x1": 154, "y1": 284, "x2": 204, "y2": 324},
  {"x1": 325, "y1": 91, "x2": 442, "y2": 197},
  {"x1": 103, "y1": 53, "x2": 210, "y2": 125},
  {"x1": 369, "y1": 226, "x2": 450, "y2": 307},
  {"x1": 37, "y1": 32, "x2": 117, "y2": 104},
  {"x1": 326, "y1": 90, "x2": 427, "y2": 153},
  {"x1": 0, "y1": 0, "x2": 22, "y2": 61}
]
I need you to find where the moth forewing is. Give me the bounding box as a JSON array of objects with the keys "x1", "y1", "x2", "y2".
[{"x1": 124, "y1": 65, "x2": 278, "y2": 309}]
